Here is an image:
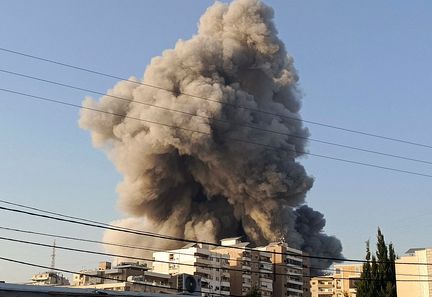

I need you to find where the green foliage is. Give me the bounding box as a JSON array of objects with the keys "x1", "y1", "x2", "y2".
[
  {"x1": 245, "y1": 286, "x2": 261, "y2": 297},
  {"x1": 356, "y1": 228, "x2": 397, "y2": 297}
]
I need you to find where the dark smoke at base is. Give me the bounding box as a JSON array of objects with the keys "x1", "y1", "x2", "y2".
[{"x1": 79, "y1": 0, "x2": 343, "y2": 271}]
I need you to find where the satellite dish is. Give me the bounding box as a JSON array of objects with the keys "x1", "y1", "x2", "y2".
[{"x1": 184, "y1": 275, "x2": 197, "y2": 293}]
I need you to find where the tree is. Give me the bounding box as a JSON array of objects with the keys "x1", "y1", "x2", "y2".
[
  {"x1": 245, "y1": 286, "x2": 261, "y2": 297},
  {"x1": 356, "y1": 228, "x2": 397, "y2": 297},
  {"x1": 356, "y1": 240, "x2": 372, "y2": 296}
]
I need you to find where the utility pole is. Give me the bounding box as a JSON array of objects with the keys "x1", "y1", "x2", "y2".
[{"x1": 50, "y1": 240, "x2": 56, "y2": 271}]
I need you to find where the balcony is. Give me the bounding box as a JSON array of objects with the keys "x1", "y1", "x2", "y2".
[
  {"x1": 287, "y1": 279, "x2": 303, "y2": 286},
  {"x1": 196, "y1": 257, "x2": 212, "y2": 265},
  {"x1": 241, "y1": 256, "x2": 252, "y2": 261},
  {"x1": 259, "y1": 263, "x2": 272, "y2": 269},
  {"x1": 221, "y1": 271, "x2": 230, "y2": 278},
  {"x1": 260, "y1": 285, "x2": 272, "y2": 292},
  {"x1": 260, "y1": 276, "x2": 272, "y2": 282}
]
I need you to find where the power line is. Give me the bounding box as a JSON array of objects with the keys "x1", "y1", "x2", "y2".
[
  {"x1": 1, "y1": 225, "x2": 429, "y2": 278},
  {"x1": 0, "y1": 255, "x2": 429, "y2": 284},
  {"x1": 0, "y1": 225, "x2": 288, "y2": 270},
  {"x1": 0, "y1": 46, "x2": 431, "y2": 150},
  {"x1": 0, "y1": 256, "x2": 225, "y2": 297},
  {"x1": 0, "y1": 236, "x2": 248, "y2": 277},
  {"x1": 2, "y1": 87, "x2": 432, "y2": 179},
  {"x1": 0, "y1": 235, "x2": 425, "y2": 281},
  {"x1": 0, "y1": 200, "x2": 431, "y2": 267},
  {"x1": 2, "y1": 68, "x2": 432, "y2": 166},
  {"x1": 0, "y1": 235, "x2": 313, "y2": 278},
  {"x1": 315, "y1": 265, "x2": 432, "y2": 279}
]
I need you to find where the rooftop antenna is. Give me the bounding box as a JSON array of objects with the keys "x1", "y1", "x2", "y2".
[{"x1": 50, "y1": 240, "x2": 56, "y2": 271}]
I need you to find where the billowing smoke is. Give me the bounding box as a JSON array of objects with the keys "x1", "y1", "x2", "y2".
[{"x1": 79, "y1": 0, "x2": 342, "y2": 270}]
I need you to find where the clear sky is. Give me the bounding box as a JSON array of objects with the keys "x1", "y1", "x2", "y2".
[{"x1": 0, "y1": 0, "x2": 431, "y2": 282}]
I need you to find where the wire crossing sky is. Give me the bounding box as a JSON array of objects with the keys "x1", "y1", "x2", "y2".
[{"x1": 0, "y1": 0, "x2": 431, "y2": 283}]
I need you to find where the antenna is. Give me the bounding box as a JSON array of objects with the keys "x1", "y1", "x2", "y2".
[{"x1": 50, "y1": 240, "x2": 56, "y2": 271}]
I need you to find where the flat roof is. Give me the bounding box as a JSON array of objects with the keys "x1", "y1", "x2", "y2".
[
  {"x1": 405, "y1": 248, "x2": 426, "y2": 254},
  {"x1": 0, "y1": 283, "x2": 184, "y2": 297},
  {"x1": 220, "y1": 237, "x2": 242, "y2": 241}
]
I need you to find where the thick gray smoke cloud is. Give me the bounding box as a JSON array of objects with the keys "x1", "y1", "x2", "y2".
[{"x1": 79, "y1": 0, "x2": 342, "y2": 270}]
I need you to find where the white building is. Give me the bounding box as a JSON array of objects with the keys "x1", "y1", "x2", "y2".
[
  {"x1": 72, "y1": 261, "x2": 177, "y2": 294},
  {"x1": 152, "y1": 243, "x2": 230, "y2": 297},
  {"x1": 396, "y1": 248, "x2": 432, "y2": 297},
  {"x1": 30, "y1": 272, "x2": 69, "y2": 286}
]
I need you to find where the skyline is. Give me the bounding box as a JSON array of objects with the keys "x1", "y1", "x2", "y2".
[{"x1": 0, "y1": 0, "x2": 431, "y2": 283}]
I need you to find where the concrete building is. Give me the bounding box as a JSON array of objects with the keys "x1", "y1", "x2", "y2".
[
  {"x1": 0, "y1": 283, "x2": 186, "y2": 297},
  {"x1": 310, "y1": 276, "x2": 334, "y2": 297},
  {"x1": 72, "y1": 261, "x2": 175, "y2": 294},
  {"x1": 73, "y1": 262, "x2": 149, "y2": 286},
  {"x1": 262, "y1": 242, "x2": 305, "y2": 297},
  {"x1": 212, "y1": 237, "x2": 273, "y2": 297},
  {"x1": 152, "y1": 243, "x2": 230, "y2": 297},
  {"x1": 302, "y1": 254, "x2": 311, "y2": 297},
  {"x1": 309, "y1": 264, "x2": 362, "y2": 297},
  {"x1": 396, "y1": 248, "x2": 432, "y2": 297},
  {"x1": 72, "y1": 281, "x2": 175, "y2": 294},
  {"x1": 332, "y1": 264, "x2": 361, "y2": 297},
  {"x1": 30, "y1": 272, "x2": 70, "y2": 286}
]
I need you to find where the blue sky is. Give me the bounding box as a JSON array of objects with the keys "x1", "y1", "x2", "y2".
[{"x1": 0, "y1": 0, "x2": 431, "y2": 282}]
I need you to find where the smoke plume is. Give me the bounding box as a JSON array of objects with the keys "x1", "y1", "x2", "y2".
[{"x1": 79, "y1": 0, "x2": 342, "y2": 270}]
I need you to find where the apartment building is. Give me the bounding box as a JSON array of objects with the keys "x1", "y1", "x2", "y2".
[
  {"x1": 30, "y1": 272, "x2": 69, "y2": 286},
  {"x1": 310, "y1": 264, "x2": 362, "y2": 297},
  {"x1": 262, "y1": 242, "x2": 305, "y2": 297},
  {"x1": 396, "y1": 248, "x2": 432, "y2": 297},
  {"x1": 332, "y1": 264, "x2": 361, "y2": 297},
  {"x1": 72, "y1": 261, "x2": 174, "y2": 294},
  {"x1": 212, "y1": 237, "x2": 273, "y2": 297},
  {"x1": 302, "y1": 254, "x2": 311, "y2": 297},
  {"x1": 72, "y1": 261, "x2": 149, "y2": 286},
  {"x1": 310, "y1": 277, "x2": 334, "y2": 297},
  {"x1": 152, "y1": 243, "x2": 230, "y2": 297}
]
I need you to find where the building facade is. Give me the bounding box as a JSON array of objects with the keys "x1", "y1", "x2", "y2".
[
  {"x1": 310, "y1": 264, "x2": 362, "y2": 297},
  {"x1": 72, "y1": 261, "x2": 174, "y2": 294},
  {"x1": 262, "y1": 242, "x2": 305, "y2": 297},
  {"x1": 310, "y1": 276, "x2": 334, "y2": 297},
  {"x1": 212, "y1": 237, "x2": 273, "y2": 297},
  {"x1": 152, "y1": 243, "x2": 230, "y2": 297},
  {"x1": 30, "y1": 272, "x2": 70, "y2": 286},
  {"x1": 72, "y1": 261, "x2": 149, "y2": 286},
  {"x1": 396, "y1": 248, "x2": 432, "y2": 297}
]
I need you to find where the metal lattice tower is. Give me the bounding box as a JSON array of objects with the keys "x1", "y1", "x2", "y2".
[{"x1": 50, "y1": 240, "x2": 56, "y2": 271}]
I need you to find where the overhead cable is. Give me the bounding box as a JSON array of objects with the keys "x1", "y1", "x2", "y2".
[
  {"x1": 1, "y1": 88, "x2": 431, "y2": 179},
  {"x1": 1, "y1": 68, "x2": 431, "y2": 166},
  {"x1": 0, "y1": 200, "x2": 430, "y2": 266},
  {"x1": 0, "y1": 46, "x2": 431, "y2": 149}
]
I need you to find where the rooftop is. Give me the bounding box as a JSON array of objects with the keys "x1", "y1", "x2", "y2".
[{"x1": 0, "y1": 283, "x2": 184, "y2": 297}]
